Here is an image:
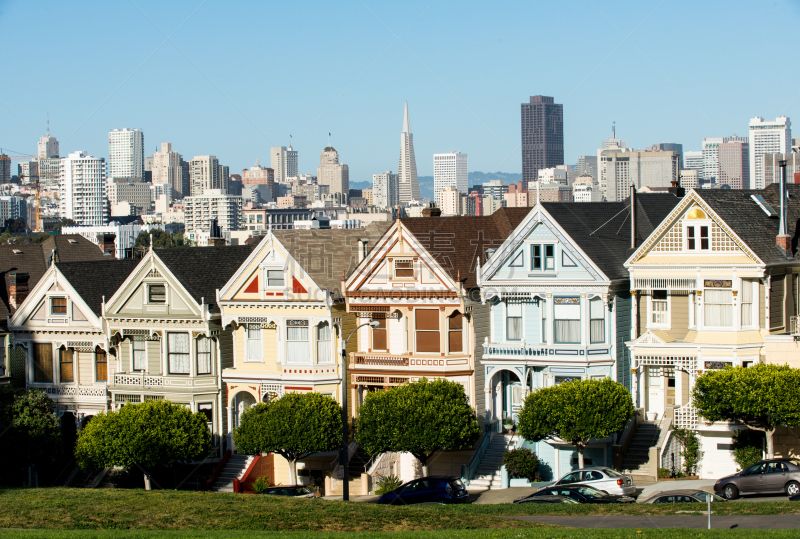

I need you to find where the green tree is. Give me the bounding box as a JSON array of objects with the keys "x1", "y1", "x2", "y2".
[
  {"x1": 134, "y1": 229, "x2": 188, "y2": 249},
  {"x1": 518, "y1": 378, "x2": 634, "y2": 469},
  {"x1": 355, "y1": 378, "x2": 480, "y2": 475},
  {"x1": 233, "y1": 392, "x2": 342, "y2": 485},
  {"x1": 75, "y1": 400, "x2": 210, "y2": 490},
  {"x1": 693, "y1": 364, "x2": 800, "y2": 458}
]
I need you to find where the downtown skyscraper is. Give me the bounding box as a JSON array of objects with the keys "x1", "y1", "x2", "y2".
[
  {"x1": 398, "y1": 101, "x2": 420, "y2": 203},
  {"x1": 521, "y1": 96, "x2": 563, "y2": 187},
  {"x1": 108, "y1": 128, "x2": 144, "y2": 181}
]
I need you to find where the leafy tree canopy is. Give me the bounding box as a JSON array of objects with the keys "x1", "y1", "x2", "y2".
[
  {"x1": 233, "y1": 392, "x2": 342, "y2": 484},
  {"x1": 4, "y1": 389, "x2": 62, "y2": 472},
  {"x1": 75, "y1": 400, "x2": 210, "y2": 474},
  {"x1": 355, "y1": 378, "x2": 480, "y2": 467},
  {"x1": 693, "y1": 364, "x2": 800, "y2": 457},
  {"x1": 134, "y1": 229, "x2": 189, "y2": 249},
  {"x1": 518, "y1": 378, "x2": 634, "y2": 468}
]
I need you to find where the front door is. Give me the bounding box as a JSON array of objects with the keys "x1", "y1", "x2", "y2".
[
  {"x1": 648, "y1": 367, "x2": 664, "y2": 420},
  {"x1": 738, "y1": 462, "x2": 767, "y2": 492},
  {"x1": 764, "y1": 462, "x2": 789, "y2": 492}
]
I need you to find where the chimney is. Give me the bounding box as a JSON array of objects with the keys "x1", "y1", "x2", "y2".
[
  {"x1": 9, "y1": 272, "x2": 29, "y2": 310},
  {"x1": 630, "y1": 182, "x2": 637, "y2": 250},
  {"x1": 422, "y1": 203, "x2": 441, "y2": 217},
  {"x1": 777, "y1": 159, "x2": 791, "y2": 255},
  {"x1": 358, "y1": 239, "x2": 369, "y2": 262},
  {"x1": 97, "y1": 233, "x2": 116, "y2": 256},
  {"x1": 208, "y1": 218, "x2": 226, "y2": 247}
]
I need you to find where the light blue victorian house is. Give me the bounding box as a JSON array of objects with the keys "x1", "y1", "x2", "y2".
[{"x1": 477, "y1": 195, "x2": 678, "y2": 480}]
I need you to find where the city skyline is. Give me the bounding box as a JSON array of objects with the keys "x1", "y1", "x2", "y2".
[{"x1": 1, "y1": 1, "x2": 800, "y2": 182}]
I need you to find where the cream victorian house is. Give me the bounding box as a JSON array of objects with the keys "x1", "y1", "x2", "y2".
[
  {"x1": 626, "y1": 183, "x2": 800, "y2": 478},
  {"x1": 101, "y1": 245, "x2": 255, "y2": 445}
]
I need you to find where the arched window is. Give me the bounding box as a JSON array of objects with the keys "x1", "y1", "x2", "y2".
[
  {"x1": 59, "y1": 347, "x2": 74, "y2": 383},
  {"x1": 317, "y1": 322, "x2": 331, "y2": 363},
  {"x1": 448, "y1": 312, "x2": 463, "y2": 353}
]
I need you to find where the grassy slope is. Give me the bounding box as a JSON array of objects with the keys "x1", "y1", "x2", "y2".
[{"x1": 1, "y1": 488, "x2": 798, "y2": 532}]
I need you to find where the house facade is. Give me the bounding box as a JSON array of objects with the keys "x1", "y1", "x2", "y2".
[
  {"x1": 478, "y1": 195, "x2": 678, "y2": 479},
  {"x1": 101, "y1": 246, "x2": 255, "y2": 446},
  {"x1": 626, "y1": 184, "x2": 800, "y2": 478}
]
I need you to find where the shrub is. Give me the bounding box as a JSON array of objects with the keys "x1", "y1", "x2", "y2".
[
  {"x1": 732, "y1": 429, "x2": 764, "y2": 471},
  {"x1": 658, "y1": 467, "x2": 670, "y2": 479},
  {"x1": 252, "y1": 476, "x2": 269, "y2": 493},
  {"x1": 673, "y1": 428, "x2": 701, "y2": 476},
  {"x1": 501, "y1": 447, "x2": 540, "y2": 482},
  {"x1": 375, "y1": 474, "x2": 403, "y2": 495}
]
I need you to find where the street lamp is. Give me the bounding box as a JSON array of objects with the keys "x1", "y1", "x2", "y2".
[{"x1": 340, "y1": 319, "x2": 379, "y2": 501}]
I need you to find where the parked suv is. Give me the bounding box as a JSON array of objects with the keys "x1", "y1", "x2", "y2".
[
  {"x1": 377, "y1": 476, "x2": 469, "y2": 505},
  {"x1": 713, "y1": 459, "x2": 800, "y2": 499},
  {"x1": 552, "y1": 467, "x2": 636, "y2": 496}
]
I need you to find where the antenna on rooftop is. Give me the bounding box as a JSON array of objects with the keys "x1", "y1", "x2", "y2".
[
  {"x1": 47, "y1": 112, "x2": 50, "y2": 136},
  {"x1": 612, "y1": 121, "x2": 615, "y2": 139}
]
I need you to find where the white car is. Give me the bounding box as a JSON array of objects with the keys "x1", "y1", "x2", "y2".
[{"x1": 551, "y1": 467, "x2": 636, "y2": 496}]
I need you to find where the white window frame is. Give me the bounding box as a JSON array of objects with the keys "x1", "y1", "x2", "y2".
[
  {"x1": 262, "y1": 265, "x2": 286, "y2": 291},
  {"x1": 684, "y1": 221, "x2": 711, "y2": 252},
  {"x1": 649, "y1": 290, "x2": 671, "y2": 329},
  {"x1": 197, "y1": 336, "x2": 212, "y2": 375},
  {"x1": 316, "y1": 322, "x2": 332, "y2": 364},
  {"x1": 244, "y1": 324, "x2": 263, "y2": 363},
  {"x1": 132, "y1": 335, "x2": 147, "y2": 372},
  {"x1": 286, "y1": 320, "x2": 311, "y2": 364},
  {"x1": 392, "y1": 258, "x2": 415, "y2": 280},
  {"x1": 589, "y1": 296, "x2": 605, "y2": 344},
  {"x1": 506, "y1": 302, "x2": 523, "y2": 341},
  {"x1": 49, "y1": 295, "x2": 68, "y2": 317},
  {"x1": 702, "y1": 287, "x2": 734, "y2": 330},
  {"x1": 740, "y1": 279, "x2": 756, "y2": 329},
  {"x1": 145, "y1": 282, "x2": 168, "y2": 305}
]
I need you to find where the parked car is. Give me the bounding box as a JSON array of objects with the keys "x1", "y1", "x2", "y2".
[
  {"x1": 377, "y1": 476, "x2": 469, "y2": 505},
  {"x1": 551, "y1": 467, "x2": 636, "y2": 496},
  {"x1": 713, "y1": 459, "x2": 800, "y2": 499},
  {"x1": 260, "y1": 485, "x2": 316, "y2": 498},
  {"x1": 640, "y1": 489, "x2": 726, "y2": 504},
  {"x1": 515, "y1": 484, "x2": 635, "y2": 504},
  {"x1": 514, "y1": 495, "x2": 579, "y2": 505}
]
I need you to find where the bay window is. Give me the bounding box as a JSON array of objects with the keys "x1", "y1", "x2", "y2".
[
  {"x1": 651, "y1": 290, "x2": 668, "y2": 325},
  {"x1": 245, "y1": 324, "x2": 263, "y2": 362},
  {"x1": 704, "y1": 289, "x2": 733, "y2": 327},
  {"x1": 287, "y1": 320, "x2": 310, "y2": 363},
  {"x1": 554, "y1": 297, "x2": 581, "y2": 344},
  {"x1": 59, "y1": 348, "x2": 74, "y2": 383},
  {"x1": 371, "y1": 315, "x2": 387, "y2": 351},
  {"x1": 132, "y1": 336, "x2": 146, "y2": 371},
  {"x1": 741, "y1": 281, "x2": 754, "y2": 327},
  {"x1": 590, "y1": 297, "x2": 605, "y2": 343},
  {"x1": 415, "y1": 309, "x2": 440, "y2": 353},
  {"x1": 168, "y1": 332, "x2": 190, "y2": 374},
  {"x1": 540, "y1": 298, "x2": 547, "y2": 343},
  {"x1": 95, "y1": 348, "x2": 107, "y2": 382},
  {"x1": 197, "y1": 336, "x2": 212, "y2": 375},
  {"x1": 506, "y1": 302, "x2": 522, "y2": 341},
  {"x1": 34, "y1": 343, "x2": 53, "y2": 383},
  {"x1": 317, "y1": 322, "x2": 332, "y2": 363},
  {"x1": 448, "y1": 312, "x2": 463, "y2": 353}
]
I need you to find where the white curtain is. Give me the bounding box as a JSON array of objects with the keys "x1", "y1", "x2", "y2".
[
  {"x1": 246, "y1": 324, "x2": 262, "y2": 362},
  {"x1": 741, "y1": 281, "x2": 753, "y2": 327},
  {"x1": 168, "y1": 333, "x2": 190, "y2": 374},
  {"x1": 704, "y1": 289, "x2": 733, "y2": 327},
  {"x1": 316, "y1": 323, "x2": 331, "y2": 364},
  {"x1": 287, "y1": 326, "x2": 309, "y2": 363},
  {"x1": 540, "y1": 299, "x2": 547, "y2": 343},
  {"x1": 507, "y1": 302, "x2": 522, "y2": 340},
  {"x1": 133, "y1": 337, "x2": 146, "y2": 371},
  {"x1": 590, "y1": 298, "x2": 605, "y2": 343},
  {"x1": 197, "y1": 336, "x2": 211, "y2": 374},
  {"x1": 554, "y1": 301, "x2": 581, "y2": 343}
]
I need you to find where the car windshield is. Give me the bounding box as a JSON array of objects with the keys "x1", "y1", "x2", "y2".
[
  {"x1": 693, "y1": 491, "x2": 724, "y2": 502},
  {"x1": 601, "y1": 468, "x2": 623, "y2": 477},
  {"x1": 294, "y1": 487, "x2": 313, "y2": 495},
  {"x1": 448, "y1": 479, "x2": 464, "y2": 489},
  {"x1": 575, "y1": 486, "x2": 606, "y2": 498}
]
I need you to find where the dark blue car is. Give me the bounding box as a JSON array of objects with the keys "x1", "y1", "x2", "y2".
[{"x1": 377, "y1": 476, "x2": 469, "y2": 505}]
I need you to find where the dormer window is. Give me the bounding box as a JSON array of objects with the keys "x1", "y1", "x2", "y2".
[
  {"x1": 394, "y1": 259, "x2": 414, "y2": 278},
  {"x1": 50, "y1": 297, "x2": 67, "y2": 315},
  {"x1": 685, "y1": 207, "x2": 710, "y2": 251},
  {"x1": 148, "y1": 284, "x2": 166, "y2": 303},
  {"x1": 531, "y1": 244, "x2": 555, "y2": 271},
  {"x1": 266, "y1": 269, "x2": 284, "y2": 287}
]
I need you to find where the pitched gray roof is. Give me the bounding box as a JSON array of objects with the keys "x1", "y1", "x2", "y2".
[
  {"x1": 694, "y1": 183, "x2": 800, "y2": 265},
  {"x1": 154, "y1": 246, "x2": 257, "y2": 312},
  {"x1": 272, "y1": 222, "x2": 392, "y2": 299},
  {"x1": 56, "y1": 259, "x2": 141, "y2": 316}
]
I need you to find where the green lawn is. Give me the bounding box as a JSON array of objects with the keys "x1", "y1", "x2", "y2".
[{"x1": 1, "y1": 488, "x2": 798, "y2": 533}]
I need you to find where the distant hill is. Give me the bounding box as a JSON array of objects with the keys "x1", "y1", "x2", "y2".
[{"x1": 350, "y1": 171, "x2": 520, "y2": 201}]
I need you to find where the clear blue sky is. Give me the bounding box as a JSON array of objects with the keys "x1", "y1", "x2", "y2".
[{"x1": 2, "y1": 0, "x2": 799, "y2": 183}]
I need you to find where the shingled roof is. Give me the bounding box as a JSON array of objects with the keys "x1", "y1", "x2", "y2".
[
  {"x1": 400, "y1": 207, "x2": 531, "y2": 288},
  {"x1": 154, "y1": 246, "x2": 257, "y2": 312},
  {"x1": 56, "y1": 259, "x2": 141, "y2": 316},
  {"x1": 272, "y1": 221, "x2": 392, "y2": 299},
  {"x1": 542, "y1": 193, "x2": 681, "y2": 281},
  {"x1": 694, "y1": 183, "x2": 800, "y2": 265}
]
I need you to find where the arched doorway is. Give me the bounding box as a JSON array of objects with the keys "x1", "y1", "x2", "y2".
[{"x1": 489, "y1": 369, "x2": 524, "y2": 426}]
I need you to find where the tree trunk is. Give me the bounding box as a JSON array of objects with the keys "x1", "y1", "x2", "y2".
[
  {"x1": 289, "y1": 459, "x2": 297, "y2": 485},
  {"x1": 766, "y1": 428, "x2": 775, "y2": 459},
  {"x1": 143, "y1": 472, "x2": 152, "y2": 491},
  {"x1": 577, "y1": 445, "x2": 585, "y2": 469},
  {"x1": 421, "y1": 464, "x2": 429, "y2": 478}
]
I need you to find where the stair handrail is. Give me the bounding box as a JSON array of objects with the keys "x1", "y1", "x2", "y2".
[
  {"x1": 204, "y1": 449, "x2": 232, "y2": 491},
  {"x1": 463, "y1": 431, "x2": 491, "y2": 485},
  {"x1": 657, "y1": 416, "x2": 674, "y2": 473}
]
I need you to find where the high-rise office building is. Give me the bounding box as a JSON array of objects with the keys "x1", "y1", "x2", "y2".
[
  {"x1": 482, "y1": 180, "x2": 508, "y2": 200},
  {"x1": 647, "y1": 142, "x2": 683, "y2": 168},
  {"x1": 17, "y1": 161, "x2": 38, "y2": 184},
  {"x1": 108, "y1": 128, "x2": 145, "y2": 181},
  {"x1": 704, "y1": 135, "x2": 749, "y2": 185},
  {"x1": 761, "y1": 153, "x2": 800, "y2": 187},
  {"x1": 372, "y1": 171, "x2": 399, "y2": 208},
  {"x1": 719, "y1": 139, "x2": 750, "y2": 189},
  {"x1": 60, "y1": 151, "x2": 108, "y2": 226},
  {"x1": 599, "y1": 150, "x2": 679, "y2": 201},
  {"x1": 749, "y1": 116, "x2": 792, "y2": 189},
  {"x1": 521, "y1": 95, "x2": 563, "y2": 187},
  {"x1": 398, "y1": 101, "x2": 420, "y2": 203},
  {"x1": 597, "y1": 125, "x2": 628, "y2": 197},
  {"x1": 575, "y1": 155, "x2": 598, "y2": 179},
  {"x1": 38, "y1": 132, "x2": 59, "y2": 159},
  {"x1": 433, "y1": 152, "x2": 468, "y2": 205},
  {"x1": 317, "y1": 145, "x2": 349, "y2": 202},
  {"x1": 683, "y1": 150, "x2": 703, "y2": 178},
  {"x1": 152, "y1": 142, "x2": 185, "y2": 198},
  {"x1": 183, "y1": 189, "x2": 243, "y2": 234},
  {"x1": 270, "y1": 145, "x2": 298, "y2": 184},
  {"x1": 0, "y1": 154, "x2": 10, "y2": 184},
  {"x1": 190, "y1": 155, "x2": 220, "y2": 196}
]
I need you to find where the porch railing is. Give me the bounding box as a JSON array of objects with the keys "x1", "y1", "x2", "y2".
[
  {"x1": 351, "y1": 354, "x2": 409, "y2": 367},
  {"x1": 673, "y1": 402, "x2": 698, "y2": 431}
]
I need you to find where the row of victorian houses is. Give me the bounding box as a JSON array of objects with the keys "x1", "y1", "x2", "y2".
[{"x1": 3, "y1": 182, "x2": 800, "y2": 488}]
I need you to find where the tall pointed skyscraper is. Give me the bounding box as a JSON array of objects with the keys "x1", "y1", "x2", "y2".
[{"x1": 398, "y1": 101, "x2": 420, "y2": 203}]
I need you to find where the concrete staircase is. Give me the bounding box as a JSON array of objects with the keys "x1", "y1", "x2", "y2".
[
  {"x1": 622, "y1": 421, "x2": 661, "y2": 482},
  {"x1": 469, "y1": 434, "x2": 514, "y2": 489},
  {"x1": 210, "y1": 453, "x2": 254, "y2": 492}
]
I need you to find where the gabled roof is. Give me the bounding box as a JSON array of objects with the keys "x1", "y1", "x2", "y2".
[
  {"x1": 693, "y1": 184, "x2": 800, "y2": 265},
  {"x1": 272, "y1": 222, "x2": 392, "y2": 299},
  {"x1": 399, "y1": 208, "x2": 531, "y2": 288},
  {"x1": 542, "y1": 194, "x2": 681, "y2": 280},
  {"x1": 154, "y1": 246, "x2": 257, "y2": 312},
  {"x1": 55, "y1": 259, "x2": 141, "y2": 315}
]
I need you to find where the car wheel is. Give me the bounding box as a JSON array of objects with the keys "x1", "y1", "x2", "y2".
[
  {"x1": 785, "y1": 481, "x2": 800, "y2": 497},
  {"x1": 723, "y1": 484, "x2": 739, "y2": 500}
]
